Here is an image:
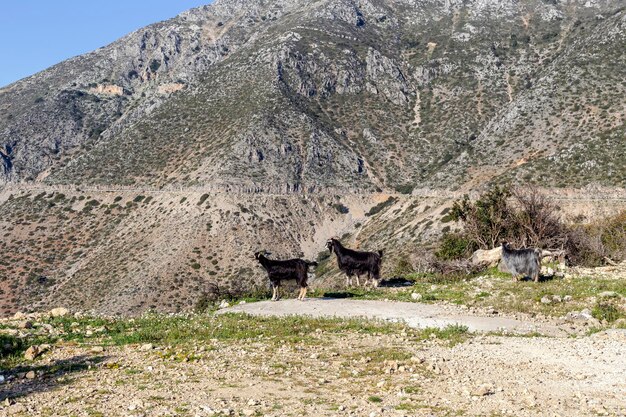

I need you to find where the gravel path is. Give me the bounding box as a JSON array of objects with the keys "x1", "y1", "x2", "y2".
[{"x1": 221, "y1": 298, "x2": 568, "y2": 336}]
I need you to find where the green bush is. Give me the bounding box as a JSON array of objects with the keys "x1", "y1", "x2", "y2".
[
  {"x1": 394, "y1": 184, "x2": 414, "y2": 194},
  {"x1": 333, "y1": 203, "x2": 349, "y2": 214},
  {"x1": 592, "y1": 302, "x2": 624, "y2": 323},
  {"x1": 366, "y1": 197, "x2": 397, "y2": 217},
  {"x1": 435, "y1": 233, "x2": 475, "y2": 260},
  {"x1": 392, "y1": 257, "x2": 415, "y2": 276}
]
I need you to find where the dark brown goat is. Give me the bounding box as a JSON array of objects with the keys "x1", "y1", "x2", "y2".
[{"x1": 254, "y1": 252, "x2": 317, "y2": 301}]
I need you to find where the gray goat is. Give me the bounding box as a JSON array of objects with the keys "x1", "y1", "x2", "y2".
[{"x1": 501, "y1": 241, "x2": 541, "y2": 282}]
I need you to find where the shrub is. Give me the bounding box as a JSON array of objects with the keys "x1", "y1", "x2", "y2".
[
  {"x1": 449, "y1": 185, "x2": 567, "y2": 249},
  {"x1": 392, "y1": 256, "x2": 415, "y2": 277},
  {"x1": 366, "y1": 197, "x2": 397, "y2": 217},
  {"x1": 566, "y1": 210, "x2": 626, "y2": 266},
  {"x1": 592, "y1": 302, "x2": 624, "y2": 323},
  {"x1": 394, "y1": 184, "x2": 414, "y2": 194},
  {"x1": 435, "y1": 233, "x2": 475, "y2": 260},
  {"x1": 450, "y1": 186, "x2": 513, "y2": 249},
  {"x1": 333, "y1": 203, "x2": 349, "y2": 214},
  {"x1": 198, "y1": 194, "x2": 210, "y2": 205}
]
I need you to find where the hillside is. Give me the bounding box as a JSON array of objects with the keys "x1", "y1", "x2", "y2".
[{"x1": 0, "y1": 0, "x2": 625, "y2": 315}]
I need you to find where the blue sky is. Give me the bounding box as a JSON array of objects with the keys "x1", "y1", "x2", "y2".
[{"x1": 0, "y1": 1, "x2": 212, "y2": 87}]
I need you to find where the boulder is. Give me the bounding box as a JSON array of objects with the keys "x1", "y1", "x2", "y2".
[
  {"x1": 49, "y1": 307, "x2": 70, "y2": 318},
  {"x1": 471, "y1": 247, "x2": 502, "y2": 267}
]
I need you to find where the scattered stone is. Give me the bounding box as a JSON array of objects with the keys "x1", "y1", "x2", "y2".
[
  {"x1": 471, "y1": 384, "x2": 494, "y2": 396},
  {"x1": 411, "y1": 292, "x2": 422, "y2": 301},
  {"x1": 540, "y1": 296, "x2": 552, "y2": 304},
  {"x1": 563, "y1": 295, "x2": 573, "y2": 302},
  {"x1": 0, "y1": 375, "x2": 5, "y2": 384},
  {"x1": 140, "y1": 343, "x2": 154, "y2": 351},
  {"x1": 24, "y1": 346, "x2": 40, "y2": 361},
  {"x1": 49, "y1": 307, "x2": 70, "y2": 318},
  {"x1": 91, "y1": 346, "x2": 104, "y2": 353},
  {"x1": 598, "y1": 291, "x2": 618, "y2": 298},
  {"x1": 218, "y1": 300, "x2": 230, "y2": 309},
  {"x1": 552, "y1": 295, "x2": 562, "y2": 303},
  {"x1": 247, "y1": 399, "x2": 260, "y2": 407},
  {"x1": 18, "y1": 321, "x2": 33, "y2": 329},
  {"x1": 200, "y1": 405, "x2": 216, "y2": 415},
  {"x1": 242, "y1": 409, "x2": 255, "y2": 416},
  {"x1": 25, "y1": 371, "x2": 36, "y2": 379},
  {"x1": 12, "y1": 312, "x2": 26, "y2": 320}
]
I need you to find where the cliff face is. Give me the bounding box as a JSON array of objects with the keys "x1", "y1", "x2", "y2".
[{"x1": 1, "y1": 0, "x2": 624, "y2": 191}]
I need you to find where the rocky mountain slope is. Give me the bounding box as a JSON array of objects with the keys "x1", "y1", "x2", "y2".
[
  {"x1": 0, "y1": 0, "x2": 625, "y2": 315},
  {"x1": 2, "y1": 0, "x2": 624, "y2": 190}
]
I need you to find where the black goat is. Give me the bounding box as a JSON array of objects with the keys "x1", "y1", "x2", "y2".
[
  {"x1": 325, "y1": 238, "x2": 383, "y2": 287},
  {"x1": 501, "y1": 242, "x2": 541, "y2": 282},
  {"x1": 254, "y1": 252, "x2": 317, "y2": 301}
]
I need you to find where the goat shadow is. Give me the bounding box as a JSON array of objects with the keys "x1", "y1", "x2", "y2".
[
  {"x1": 320, "y1": 277, "x2": 413, "y2": 299},
  {"x1": 1, "y1": 354, "x2": 109, "y2": 402},
  {"x1": 517, "y1": 274, "x2": 558, "y2": 283}
]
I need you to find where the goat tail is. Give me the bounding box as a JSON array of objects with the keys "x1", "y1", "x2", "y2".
[
  {"x1": 378, "y1": 250, "x2": 384, "y2": 258},
  {"x1": 307, "y1": 261, "x2": 318, "y2": 268}
]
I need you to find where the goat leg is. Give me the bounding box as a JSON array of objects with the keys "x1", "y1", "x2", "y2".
[{"x1": 356, "y1": 275, "x2": 361, "y2": 287}]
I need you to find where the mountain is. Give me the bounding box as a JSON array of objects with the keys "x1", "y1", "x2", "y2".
[{"x1": 1, "y1": 0, "x2": 625, "y2": 316}]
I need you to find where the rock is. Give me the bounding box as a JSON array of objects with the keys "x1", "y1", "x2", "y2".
[
  {"x1": 598, "y1": 291, "x2": 618, "y2": 298},
  {"x1": 542, "y1": 266, "x2": 555, "y2": 276},
  {"x1": 24, "y1": 346, "x2": 40, "y2": 361},
  {"x1": 200, "y1": 405, "x2": 216, "y2": 415},
  {"x1": 49, "y1": 307, "x2": 70, "y2": 318},
  {"x1": 18, "y1": 321, "x2": 33, "y2": 329},
  {"x1": 471, "y1": 384, "x2": 494, "y2": 396},
  {"x1": 540, "y1": 296, "x2": 552, "y2": 304},
  {"x1": 12, "y1": 312, "x2": 26, "y2": 320},
  {"x1": 563, "y1": 295, "x2": 573, "y2": 302},
  {"x1": 8, "y1": 403, "x2": 27, "y2": 415},
  {"x1": 411, "y1": 292, "x2": 422, "y2": 301},
  {"x1": 25, "y1": 371, "x2": 35, "y2": 379},
  {"x1": 471, "y1": 247, "x2": 501, "y2": 267},
  {"x1": 140, "y1": 343, "x2": 154, "y2": 351},
  {"x1": 0, "y1": 375, "x2": 5, "y2": 384},
  {"x1": 91, "y1": 346, "x2": 105, "y2": 353},
  {"x1": 552, "y1": 295, "x2": 562, "y2": 303},
  {"x1": 218, "y1": 300, "x2": 230, "y2": 309},
  {"x1": 242, "y1": 409, "x2": 255, "y2": 416},
  {"x1": 247, "y1": 399, "x2": 260, "y2": 406}
]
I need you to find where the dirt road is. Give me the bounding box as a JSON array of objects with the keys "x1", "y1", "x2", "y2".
[{"x1": 221, "y1": 298, "x2": 567, "y2": 336}]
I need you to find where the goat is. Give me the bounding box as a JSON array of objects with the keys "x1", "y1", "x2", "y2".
[
  {"x1": 325, "y1": 238, "x2": 383, "y2": 287},
  {"x1": 254, "y1": 252, "x2": 317, "y2": 301},
  {"x1": 501, "y1": 242, "x2": 541, "y2": 282}
]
